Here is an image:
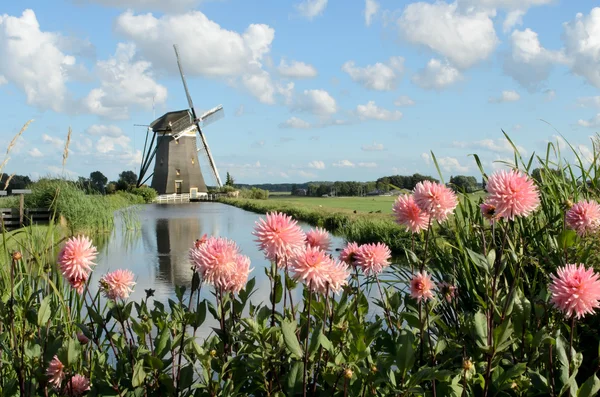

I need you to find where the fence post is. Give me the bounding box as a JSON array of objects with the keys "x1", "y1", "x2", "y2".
[{"x1": 13, "y1": 190, "x2": 32, "y2": 228}]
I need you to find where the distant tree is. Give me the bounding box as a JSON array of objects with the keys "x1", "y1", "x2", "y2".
[
  {"x1": 450, "y1": 175, "x2": 478, "y2": 193},
  {"x1": 531, "y1": 168, "x2": 563, "y2": 184},
  {"x1": 106, "y1": 182, "x2": 117, "y2": 194},
  {"x1": 0, "y1": 174, "x2": 31, "y2": 193},
  {"x1": 89, "y1": 171, "x2": 108, "y2": 193},
  {"x1": 225, "y1": 172, "x2": 235, "y2": 187},
  {"x1": 117, "y1": 170, "x2": 138, "y2": 190},
  {"x1": 291, "y1": 184, "x2": 298, "y2": 195}
]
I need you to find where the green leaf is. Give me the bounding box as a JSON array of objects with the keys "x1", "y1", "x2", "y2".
[
  {"x1": 66, "y1": 338, "x2": 81, "y2": 367},
  {"x1": 467, "y1": 249, "x2": 490, "y2": 274},
  {"x1": 155, "y1": 328, "x2": 171, "y2": 359},
  {"x1": 132, "y1": 360, "x2": 146, "y2": 388},
  {"x1": 396, "y1": 330, "x2": 415, "y2": 377},
  {"x1": 282, "y1": 320, "x2": 303, "y2": 359},
  {"x1": 495, "y1": 363, "x2": 526, "y2": 390},
  {"x1": 473, "y1": 310, "x2": 488, "y2": 347},
  {"x1": 286, "y1": 361, "x2": 303, "y2": 396},
  {"x1": 578, "y1": 374, "x2": 600, "y2": 397},
  {"x1": 37, "y1": 296, "x2": 51, "y2": 327},
  {"x1": 558, "y1": 229, "x2": 577, "y2": 250},
  {"x1": 318, "y1": 332, "x2": 333, "y2": 352}
]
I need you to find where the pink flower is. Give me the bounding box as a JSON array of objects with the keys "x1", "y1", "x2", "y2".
[
  {"x1": 253, "y1": 212, "x2": 306, "y2": 267},
  {"x1": 438, "y1": 281, "x2": 457, "y2": 303},
  {"x1": 480, "y1": 201, "x2": 498, "y2": 223},
  {"x1": 410, "y1": 271, "x2": 435, "y2": 302},
  {"x1": 63, "y1": 374, "x2": 90, "y2": 396},
  {"x1": 485, "y1": 170, "x2": 540, "y2": 220},
  {"x1": 324, "y1": 259, "x2": 350, "y2": 294},
  {"x1": 354, "y1": 243, "x2": 391, "y2": 275},
  {"x1": 58, "y1": 236, "x2": 97, "y2": 292},
  {"x1": 290, "y1": 245, "x2": 334, "y2": 292},
  {"x1": 413, "y1": 181, "x2": 458, "y2": 222},
  {"x1": 392, "y1": 194, "x2": 430, "y2": 233},
  {"x1": 46, "y1": 355, "x2": 65, "y2": 389},
  {"x1": 226, "y1": 254, "x2": 253, "y2": 294},
  {"x1": 305, "y1": 227, "x2": 332, "y2": 252},
  {"x1": 549, "y1": 263, "x2": 600, "y2": 319},
  {"x1": 100, "y1": 269, "x2": 136, "y2": 300},
  {"x1": 189, "y1": 236, "x2": 240, "y2": 290},
  {"x1": 195, "y1": 234, "x2": 208, "y2": 248},
  {"x1": 566, "y1": 200, "x2": 600, "y2": 236},
  {"x1": 339, "y1": 242, "x2": 360, "y2": 267}
]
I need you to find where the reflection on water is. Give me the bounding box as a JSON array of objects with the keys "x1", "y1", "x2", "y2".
[{"x1": 90, "y1": 203, "x2": 351, "y2": 337}]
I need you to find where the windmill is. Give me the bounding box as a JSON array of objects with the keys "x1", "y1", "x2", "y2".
[{"x1": 136, "y1": 44, "x2": 224, "y2": 196}]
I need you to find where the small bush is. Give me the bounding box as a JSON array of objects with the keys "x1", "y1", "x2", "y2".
[{"x1": 130, "y1": 186, "x2": 158, "y2": 203}]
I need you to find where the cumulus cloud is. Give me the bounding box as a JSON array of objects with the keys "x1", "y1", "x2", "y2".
[
  {"x1": 295, "y1": 0, "x2": 328, "y2": 20},
  {"x1": 452, "y1": 138, "x2": 526, "y2": 154},
  {"x1": 361, "y1": 142, "x2": 385, "y2": 151},
  {"x1": 489, "y1": 90, "x2": 520, "y2": 103},
  {"x1": 358, "y1": 162, "x2": 378, "y2": 168},
  {"x1": 242, "y1": 70, "x2": 276, "y2": 104},
  {"x1": 0, "y1": 10, "x2": 78, "y2": 112},
  {"x1": 578, "y1": 114, "x2": 600, "y2": 128},
  {"x1": 28, "y1": 148, "x2": 43, "y2": 158},
  {"x1": 398, "y1": 2, "x2": 498, "y2": 69},
  {"x1": 279, "y1": 117, "x2": 311, "y2": 129},
  {"x1": 563, "y1": 8, "x2": 600, "y2": 89},
  {"x1": 421, "y1": 152, "x2": 431, "y2": 165},
  {"x1": 96, "y1": 135, "x2": 131, "y2": 154},
  {"x1": 79, "y1": 0, "x2": 200, "y2": 12},
  {"x1": 332, "y1": 160, "x2": 355, "y2": 168},
  {"x1": 83, "y1": 43, "x2": 167, "y2": 119},
  {"x1": 356, "y1": 101, "x2": 402, "y2": 121},
  {"x1": 544, "y1": 89, "x2": 555, "y2": 101},
  {"x1": 278, "y1": 60, "x2": 317, "y2": 79},
  {"x1": 412, "y1": 59, "x2": 462, "y2": 90},
  {"x1": 308, "y1": 160, "x2": 325, "y2": 169},
  {"x1": 394, "y1": 95, "x2": 415, "y2": 106},
  {"x1": 438, "y1": 156, "x2": 470, "y2": 173},
  {"x1": 365, "y1": 0, "x2": 379, "y2": 26},
  {"x1": 577, "y1": 96, "x2": 600, "y2": 109},
  {"x1": 86, "y1": 124, "x2": 124, "y2": 137},
  {"x1": 456, "y1": 0, "x2": 554, "y2": 33},
  {"x1": 342, "y1": 57, "x2": 404, "y2": 91},
  {"x1": 42, "y1": 134, "x2": 65, "y2": 149},
  {"x1": 292, "y1": 89, "x2": 337, "y2": 115}
]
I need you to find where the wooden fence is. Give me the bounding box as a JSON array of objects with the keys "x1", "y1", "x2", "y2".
[{"x1": 0, "y1": 208, "x2": 52, "y2": 230}]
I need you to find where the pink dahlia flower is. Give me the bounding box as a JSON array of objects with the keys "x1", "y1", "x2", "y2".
[
  {"x1": 189, "y1": 236, "x2": 240, "y2": 290},
  {"x1": 480, "y1": 201, "x2": 498, "y2": 223},
  {"x1": 437, "y1": 281, "x2": 457, "y2": 303},
  {"x1": 354, "y1": 243, "x2": 392, "y2": 275},
  {"x1": 305, "y1": 227, "x2": 332, "y2": 252},
  {"x1": 485, "y1": 170, "x2": 540, "y2": 220},
  {"x1": 226, "y1": 254, "x2": 253, "y2": 294},
  {"x1": 413, "y1": 181, "x2": 458, "y2": 222},
  {"x1": 566, "y1": 200, "x2": 600, "y2": 236},
  {"x1": 290, "y1": 245, "x2": 334, "y2": 292},
  {"x1": 58, "y1": 235, "x2": 97, "y2": 291},
  {"x1": 194, "y1": 234, "x2": 208, "y2": 248},
  {"x1": 46, "y1": 355, "x2": 65, "y2": 389},
  {"x1": 63, "y1": 374, "x2": 90, "y2": 396},
  {"x1": 324, "y1": 259, "x2": 350, "y2": 294},
  {"x1": 410, "y1": 271, "x2": 435, "y2": 302},
  {"x1": 549, "y1": 263, "x2": 600, "y2": 319},
  {"x1": 100, "y1": 269, "x2": 136, "y2": 300},
  {"x1": 68, "y1": 275, "x2": 88, "y2": 295},
  {"x1": 392, "y1": 194, "x2": 430, "y2": 233},
  {"x1": 339, "y1": 242, "x2": 360, "y2": 267},
  {"x1": 253, "y1": 212, "x2": 306, "y2": 267}
]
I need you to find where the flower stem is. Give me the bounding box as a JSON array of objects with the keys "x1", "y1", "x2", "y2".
[
  {"x1": 375, "y1": 274, "x2": 395, "y2": 337},
  {"x1": 303, "y1": 282, "x2": 313, "y2": 397}
]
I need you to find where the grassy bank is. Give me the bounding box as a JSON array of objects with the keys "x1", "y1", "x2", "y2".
[
  {"x1": 0, "y1": 179, "x2": 144, "y2": 232},
  {"x1": 219, "y1": 197, "x2": 411, "y2": 253}
]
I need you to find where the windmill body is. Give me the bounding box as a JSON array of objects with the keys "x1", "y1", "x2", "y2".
[{"x1": 136, "y1": 45, "x2": 224, "y2": 196}]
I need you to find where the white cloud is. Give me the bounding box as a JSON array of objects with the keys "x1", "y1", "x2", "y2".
[
  {"x1": 28, "y1": 148, "x2": 43, "y2": 158},
  {"x1": 0, "y1": 75, "x2": 6, "y2": 85},
  {"x1": 356, "y1": 101, "x2": 403, "y2": 121},
  {"x1": 394, "y1": 95, "x2": 415, "y2": 106},
  {"x1": 342, "y1": 57, "x2": 404, "y2": 91},
  {"x1": 42, "y1": 134, "x2": 65, "y2": 149},
  {"x1": 452, "y1": 138, "x2": 526, "y2": 154},
  {"x1": 0, "y1": 10, "x2": 79, "y2": 112},
  {"x1": 365, "y1": 0, "x2": 379, "y2": 26},
  {"x1": 544, "y1": 88, "x2": 555, "y2": 101},
  {"x1": 398, "y1": 2, "x2": 498, "y2": 69},
  {"x1": 242, "y1": 70, "x2": 275, "y2": 104},
  {"x1": 86, "y1": 124, "x2": 124, "y2": 138},
  {"x1": 563, "y1": 8, "x2": 600, "y2": 89},
  {"x1": 235, "y1": 105, "x2": 245, "y2": 116},
  {"x1": 456, "y1": 0, "x2": 554, "y2": 33},
  {"x1": 578, "y1": 114, "x2": 600, "y2": 128},
  {"x1": 84, "y1": 43, "x2": 167, "y2": 119},
  {"x1": 279, "y1": 117, "x2": 312, "y2": 129},
  {"x1": 361, "y1": 142, "x2": 385, "y2": 151},
  {"x1": 421, "y1": 152, "x2": 431, "y2": 165},
  {"x1": 489, "y1": 90, "x2": 521, "y2": 103},
  {"x1": 96, "y1": 135, "x2": 131, "y2": 154},
  {"x1": 504, "y1": 28, "x2": 566, "y2": 90},
  {"x1": 293, "y1": 89, "x2": 337, "y2": 115},
  {"x1": 81, "y1": 0, "x2": 200, "y2": 12},
  {"x1": 332, "y1": 160, "x2": 355, "y2": 168},
  {"x1": 295, "y1": 0, "x2": 328, "y2": 20},
  {"x1": 297, "y1": 170, "x2": 317, "y2": 178},
  {"x1": 308, "y1": 160, "x2": 325, "y2": 169},
  {"x1": 438, "y1": 156, "x2": 470, "y2": 173},
  {"x1": 503, "y1": 9, "x2": 526, "y2": 33},
  {"x1": 412, "y1": 59, "x2": 462, "y2": 90},
  {"x1": 358, "y1": 162, "x2": 378, "y2": 168},
  {"x1": 578, "y1": 96, "x2": 600, "y2": 109},
  {"x1": 278, "y1": 60, "x2": 317, "y2": 78}
]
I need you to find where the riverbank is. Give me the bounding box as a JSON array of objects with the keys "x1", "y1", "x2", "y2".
[{"x1": 218, "y1": 197, "x2": 410, "y2": 253}]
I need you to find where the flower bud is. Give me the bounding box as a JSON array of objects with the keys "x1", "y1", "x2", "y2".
[
  {"x1": 344, "y1": 368, "x2": 353, "y2": 379},
  {"x1": 371, "y1": 365, "x2": 377, "y2": 373},
  {"x1": 210, "y1": 349, "x2": 217, "y2": 357},
  {"x1": 463, "y1": 359, "x2": 473, "y2": 371},
  {"x1": 12, "y1": 251, "x2": 22, "y2": 261}
]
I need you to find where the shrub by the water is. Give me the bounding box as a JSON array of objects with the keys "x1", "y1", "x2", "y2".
[
  {"x1": 129, "y1": 185, "x2": 158, "y2": 203},
  {"x1": 6, "y1": 135, "x2": 600, "y2": 396}
]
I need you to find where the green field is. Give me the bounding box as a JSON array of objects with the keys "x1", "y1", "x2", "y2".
[{"x1": 267, "y1": 195, "x2": 398, "y2": 216}]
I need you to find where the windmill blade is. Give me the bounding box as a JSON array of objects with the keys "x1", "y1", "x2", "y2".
[
  {"x1": 196, "y1": 127, "x2": 223, "y2": 187},
  {"x1": 173, "y1": 44, "x2": 196, "y2": 117},
  {"x1": 200, "y1": 105, "x2": 224, "y2": 127}
]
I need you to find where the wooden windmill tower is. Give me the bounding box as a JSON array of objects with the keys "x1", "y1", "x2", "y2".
[{"x1": 136, "y1": 45, "x2": 224, "y2": 196}]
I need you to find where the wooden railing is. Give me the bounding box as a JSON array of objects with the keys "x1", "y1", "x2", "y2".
[
  {"x1": 153, "y1": 193, "x2": 224, "y2": 204},
  {"x1": 0, "y1": 208, "x2": 52, "y2": 230}
]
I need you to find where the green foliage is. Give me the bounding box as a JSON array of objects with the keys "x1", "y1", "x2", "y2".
[
  {"x1": 449, "y1": 174, "x2": 479, "y2": 193},
  {"x1": 130, "y1": 185, "x2": 158, "y2": 203},
  {"x1": 238, "y1": 187, "x2": 269, "y2": 200}
]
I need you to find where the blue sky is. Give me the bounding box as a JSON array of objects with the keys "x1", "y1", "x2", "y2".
[{"x1": 1, "y1": 0, "x2": 599, "y2": 184}]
